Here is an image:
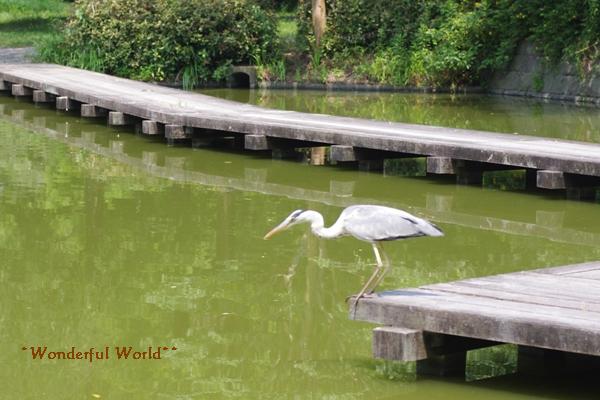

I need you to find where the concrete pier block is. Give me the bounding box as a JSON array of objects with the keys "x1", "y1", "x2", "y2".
[
  {"x1": 11, "y1": 84, "x2": 32, "y2": 97},
  {"x1": 165, "y1": 124, "x2": 193, "y2": 140},
  {"x1": 0, "y1": 80, "x2": 9, "y2": 91},
  {"x1": 108, "y1": 111, "x2": 135, "y2": 126},
  {"x1": 245, "y1": 134, "x2": 271, "y2": 150},
  {"x1": 81, "y1": 104, "x2": 108, "y2": 118},
  {"x1": 330, "y1": 145, "x2": 357, "y2": 162},
  {"x1": 142, "y1": 120, "x2": 164, "y2": 135},
  {"x1": 32, "y1": 90, "x2": 55, "y2": 103},
  {"x1": 427, "y1": 157, "x2": 457, "y2": 174},
  {"x1": 56, "y1": 96, "x2": 79, "y2": 111},
  {"x1": 537, "y1": 170, "x2": 566, "y2": 189},
  {"x1": 373, "y1": 327, "x2": 427, "y2": 362}
]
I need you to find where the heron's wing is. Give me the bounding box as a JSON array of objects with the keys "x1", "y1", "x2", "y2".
[{"x1": 340, "y1": 205, "x2": 442, "y2": 242}]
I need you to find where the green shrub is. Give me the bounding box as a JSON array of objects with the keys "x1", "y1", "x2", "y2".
[
  {"x1": 39, "y1": 0, "x2": 278, "y2": 87},
  {"x1": 297, "y1": 0, "x2": 600, "y2": 87}
]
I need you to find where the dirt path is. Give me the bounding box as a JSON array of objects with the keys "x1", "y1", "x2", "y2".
[{"x1": 0, "y1": 47, "x2": 36, "y2": 64}]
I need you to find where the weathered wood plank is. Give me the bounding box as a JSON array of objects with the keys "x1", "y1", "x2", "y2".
[
  {"x1": 3, "y1": 64, "x2": 600, "y2": 178},
  {"x1": 540, "y1": 261, "x2": 600, "y2": 275},
  {"x1": 424, "y1": 281, "x2": 600, "y2": 312},
  {"x1": 568, "y1": 269, "x2": 600, "y2": 280},
  {"x1": 32, "y1": 90, "x2": 55, "y2": 103},
  {"x1": 428, "y1": 272, "x2": 600, "y2": 308},
  {"x1": 351, "y1": 287, "x2": 600, "y2": 356}
]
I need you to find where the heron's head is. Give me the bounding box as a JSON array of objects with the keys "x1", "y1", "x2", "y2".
[{"x1": 264, "y1": 209, "x2": 307, "y2": 240}]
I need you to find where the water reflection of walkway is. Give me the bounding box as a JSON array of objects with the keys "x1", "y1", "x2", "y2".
[{"x1": 2, "y1": 101, "x2": 599, "y2": 248}]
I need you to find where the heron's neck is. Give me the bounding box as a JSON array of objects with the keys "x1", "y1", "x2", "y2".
[{"x1": 304, "y1": 211, "x2": 343, "y2": 239}]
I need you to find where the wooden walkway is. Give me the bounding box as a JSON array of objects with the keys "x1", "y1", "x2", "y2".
[
  {"x1": 352, "y1": 261, "x2": 600, "y2": 376},
  {"x1": 2, "y1": 101, "x2": 600, "y2": 248},
  {"x1": 1, "y1": 64, "x2": 600, "y2": 193}
]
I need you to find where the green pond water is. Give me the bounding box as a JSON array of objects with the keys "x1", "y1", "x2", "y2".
[
  {"x1": 201, "y1": 88, "x2": 600, "y2": 143},
  {"x1": 1, "y1": 92, "x2": 600, "y2": 399}
]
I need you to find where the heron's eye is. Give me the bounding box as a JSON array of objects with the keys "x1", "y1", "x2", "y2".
[{"x1": 290, "y1": 210, "x2": 304, "y2": 221}]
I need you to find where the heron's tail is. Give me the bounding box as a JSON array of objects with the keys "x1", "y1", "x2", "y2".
[{"x1": 422, "y1": 221, "x2": 444, "y2": 237}]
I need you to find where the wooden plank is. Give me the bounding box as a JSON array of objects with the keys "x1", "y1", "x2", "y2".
[
  {"x1": 540, "y1": 261, "x2": 600, "y2": 275},
  {"x1": 2, "y1": 64, "x2": 600, "y2": 177},
  {"x1": 568, "y1": 269, "x2": 600, "y2": 280},
  {"x1": 32, "y1": 90, "x2": 55, "y2": 103},
  {"x1": 467, "y1": 271, "x2": 600, "y2": 300},
  {"x1": 81, "y1": 104, "x2": 108, "y2": 118},
  {"x1": 352, "y1": 290, "x2": 600, "y2": 355},
  {"x1": 424, "y1": 281, "x2": 600, "y2": 312}
]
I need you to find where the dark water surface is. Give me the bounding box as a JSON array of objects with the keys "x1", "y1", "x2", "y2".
[
  {"x1": 201, "y1": 88, "x2": 600, "y2": 143},
  {"x1": 1, "y1": 93, "x2": 600, "y2": 399}
]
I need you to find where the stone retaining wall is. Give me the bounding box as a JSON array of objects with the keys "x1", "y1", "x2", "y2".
[{"x1": 490, "y1": 40, "x2": 600, "y2": 104}]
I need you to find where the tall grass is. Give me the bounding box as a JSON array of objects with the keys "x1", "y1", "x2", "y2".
[{"x1": 0, "y1": 0, "x2": 70, "y2": 47}]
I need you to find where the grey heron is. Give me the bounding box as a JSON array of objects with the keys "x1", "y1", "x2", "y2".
[{"x1": 264, "y1": 205, "x2": 444, "y2": 312}]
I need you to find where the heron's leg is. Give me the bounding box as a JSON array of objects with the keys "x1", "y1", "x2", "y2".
[
  {"x1": 367, "y1": 245, "x2": 391, "y2": 294},
  {"x1": 349, "y1": 243, "x2": 384, "y2": 316}
]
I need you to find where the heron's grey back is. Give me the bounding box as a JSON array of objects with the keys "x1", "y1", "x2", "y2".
[{"x1": 340, "y1": 205, "x2": 443, "y2": 242}]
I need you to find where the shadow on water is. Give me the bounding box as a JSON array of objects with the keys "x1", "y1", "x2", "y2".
[{"x1": 1, "y1": 93, "x2": 600, "y2": 399}]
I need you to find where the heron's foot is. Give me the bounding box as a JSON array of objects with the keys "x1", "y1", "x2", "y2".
[{"x1": 345, "y1": 292, "x2": 375, "y2": 303}]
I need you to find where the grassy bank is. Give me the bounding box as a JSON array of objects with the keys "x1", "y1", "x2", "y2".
[{"x1": 0, "y1": 0, "x2": 70, "y2": 47}]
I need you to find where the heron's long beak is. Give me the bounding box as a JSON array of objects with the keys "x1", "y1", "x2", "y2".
[{"x1": 263, "y1": 221, "x2": 289, "y2": 240}]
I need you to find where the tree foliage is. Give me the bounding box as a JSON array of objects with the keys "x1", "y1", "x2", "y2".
[{"x1": 298, "y1": 0, "x2": 600, "y2": 87}]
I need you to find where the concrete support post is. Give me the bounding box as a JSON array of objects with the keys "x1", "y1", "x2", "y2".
[
  {"x1": 245, "y1": 134, "x2": 271, "y2": 150},
  {"x1": 11, "y1": 84, "x2": 32, "y2": 97},
  {"x1": 108, "y1": 111, "x2": 135, "y2": 126},
  {"x1": 142, "y1": 120, "x2": 164, "y2": 135},
  {"x1": 32, "y1": 90, "x2": 55, "y2": 103},
  {"x1": 165, "y1": 124, "x2": 193, "y2": 140},
  {"x1": 56, "y1": 96, "x2": 79, "y2": 111},
  {"x1": 81, "y1": 104, "x2": 108, "y2": 118}
]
